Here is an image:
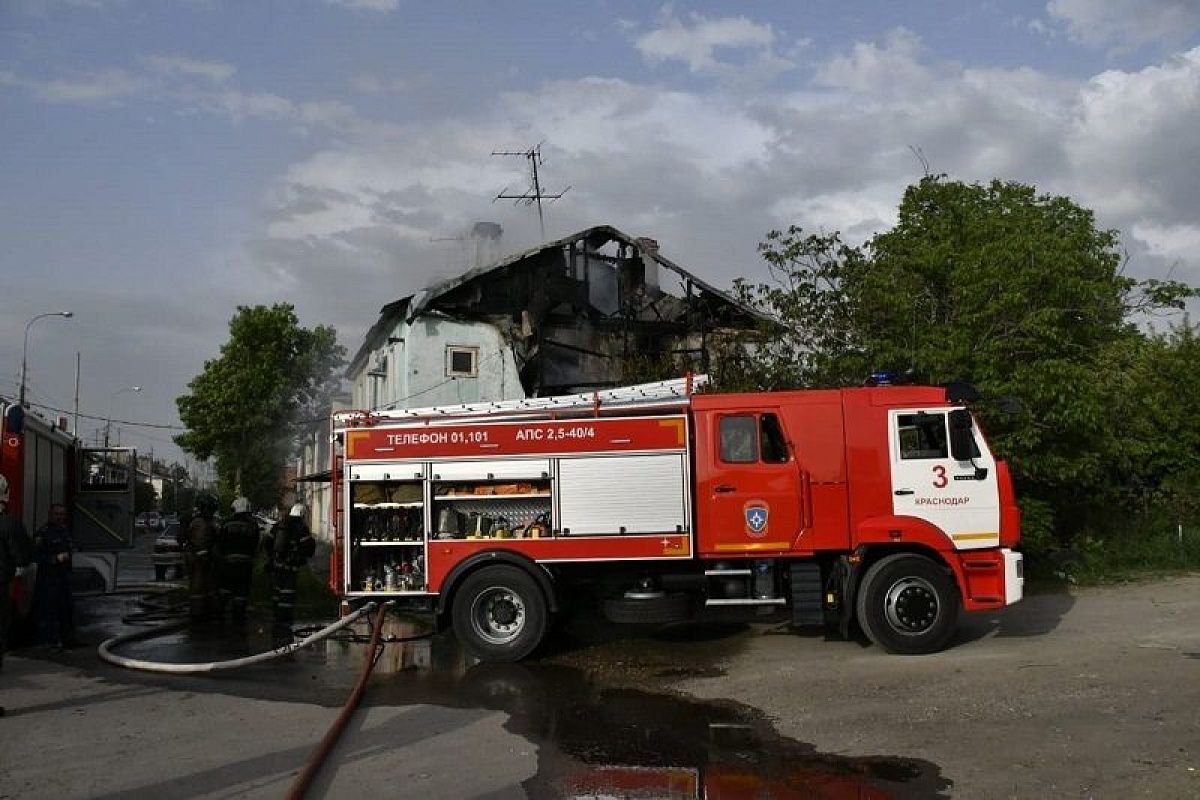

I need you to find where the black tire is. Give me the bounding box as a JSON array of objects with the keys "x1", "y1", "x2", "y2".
[
  {"x1": 451, "y1": 565, "x2": 548, "y2": 662},
  {"x1": 155, "y1": 565, "x2": 167, "y2": 582},
  {"x1": 603, "y1": 593, "x2": 692, "y2": 625},
  {"x1": 855, "y1": 553, "x2": 959, "y2": 655}
]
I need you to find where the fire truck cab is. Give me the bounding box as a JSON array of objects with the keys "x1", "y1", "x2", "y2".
[{"x1": 331, "y1": 376, "x2": 1022, "y2": 661}]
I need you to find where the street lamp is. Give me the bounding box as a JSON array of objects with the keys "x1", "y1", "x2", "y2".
[
  {"x1": 19, "y1": 311, "x2": 74, "y2": 407},
  {"x1": 105, "y1": 385, "x2": 142, "y2": 447}
]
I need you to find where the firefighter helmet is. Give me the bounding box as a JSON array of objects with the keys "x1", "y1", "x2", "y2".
[
  {"x1": 231, "y1": 496, "x2": 250, "y2": 514},
  {"x1": 289, "y1": 503, "x2": 305, "y2": 518}
]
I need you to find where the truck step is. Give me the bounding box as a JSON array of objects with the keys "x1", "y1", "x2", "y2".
[
  {"x1": 705, "y1": 598, "x2": 787, "y2": 606},
  {"x1": 790, "y1": 562, "x2": 824, "y2": 626},
  {"x1": 704, "y1": 568, "x2": 752, "y2": 576}
]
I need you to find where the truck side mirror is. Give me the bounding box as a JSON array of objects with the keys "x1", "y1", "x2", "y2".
[{"x1": 948, "y1": 409, "x2": 975, "y2": 462}]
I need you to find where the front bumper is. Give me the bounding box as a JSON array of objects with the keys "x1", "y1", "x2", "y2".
[{"x1": 1002, "y1": 548, "x2": 1024, "y2": 605}]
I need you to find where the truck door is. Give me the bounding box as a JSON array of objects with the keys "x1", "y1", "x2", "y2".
[
  {"x1": 888, "y1": 409, "x2": 999, "y2": 549},
  {"x1": 696, "y1": 411, "x2": 801, "y2": 554}
]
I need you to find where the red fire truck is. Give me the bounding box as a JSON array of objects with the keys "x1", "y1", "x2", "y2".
[
  {"x1": 330, "y1": 376, "x2": 1022, "y2": 661},
  {"x1": 1, "y1": 400, "x2": 137, "y2": 596}
]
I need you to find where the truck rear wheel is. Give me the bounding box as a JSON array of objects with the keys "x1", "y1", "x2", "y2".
[
  {"x1": 855, "y1": 553, "x2": 959, "y2": 655},
  {"x1": 451, "y1": 565, "x2": 548, "y2": 662}
]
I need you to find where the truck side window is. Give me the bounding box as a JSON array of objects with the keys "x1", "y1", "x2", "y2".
[
  {"x1": 719, "y1": 416, "x2": 758, "y2": 463},
  {"x1": 897, "y1": 413, "x2": 948, "y2": 460},
  {"x1": 760, "y1": 413, "x2": 789, "y2": 463}
]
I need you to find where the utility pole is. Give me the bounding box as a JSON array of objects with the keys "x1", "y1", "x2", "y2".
[
  {"x1": 492, "y1": 143, "x2": 569, "y2": 239},
  {"x1": 73, "y1": 352, "x2": 81, "y2": 436}
]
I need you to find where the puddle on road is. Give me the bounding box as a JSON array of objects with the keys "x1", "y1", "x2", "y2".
[
  {"x1": 75, "y1": 596, "x2": 950, "y2": 798},
  {"x1": 364, "y1": 617, "x2": 949, "y2": 799}
]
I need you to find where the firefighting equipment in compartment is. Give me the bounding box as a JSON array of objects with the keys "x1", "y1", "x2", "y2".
[{"x1": 436, "y1": 508, "x2": 466, "y2": 539}]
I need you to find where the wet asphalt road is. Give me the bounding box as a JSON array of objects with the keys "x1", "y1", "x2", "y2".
[{"x1": 1, "y1": 536, "x2": 1198, "y2": 798}]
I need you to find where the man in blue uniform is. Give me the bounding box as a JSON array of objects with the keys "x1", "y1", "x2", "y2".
[{"x1": 33, "y1": 504, "x2": 75, "y2": 649}]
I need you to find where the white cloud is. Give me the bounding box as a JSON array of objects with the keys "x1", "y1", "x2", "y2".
[
  {"x1": 1065, "y1": 46, "x2": 1200, "y2": 222},
  {"x1": 323, "y1": 0, "x2": 400, "y2": 11},
  {"x1": 10, "y1": 26, "x2": 1196, "y2": 336},
  {"x1": 142, "y1": 54, "x2": 235, "y2": 83},
  {"x1": 769, "y1": 183, "x2": 904, "y2": 244},
  {"x1": 1047, "y1": 0, "x2": 1200, "y2": 51},
  {"x1": 1131, "y1": 222, "x2": 1200, "y2": 262},
  {"x1": 815, "y1": 28, "x2": 931, "y2": 95},
  {"x1": 1, "y1": 67, "x2": 146, "y2": 103},
  {"x1": 245, "y1": 28, "x2": 1200, "y2": 312},
  {"x1": 634, "y1": 11, "x2": 793, "y2": 82},
  {"x1": 350, "y1": 72, "x2": 431, "y2": 94}
]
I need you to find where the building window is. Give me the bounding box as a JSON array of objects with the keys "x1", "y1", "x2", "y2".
[{"x1": 446, "y1": 345, "x2": 479, "y2": 377}]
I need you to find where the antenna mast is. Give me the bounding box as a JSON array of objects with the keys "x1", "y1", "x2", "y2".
[{"x1": 492, "y1": 143, "x2": 569, "y2": 239}]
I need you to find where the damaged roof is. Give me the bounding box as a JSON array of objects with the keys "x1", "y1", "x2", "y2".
[
  {"x1": 349, "y1": 224, "x2": 771, "y2": 372},
  {"x1": 406, "y1": 224, "x2": 763, "y2": 323}
]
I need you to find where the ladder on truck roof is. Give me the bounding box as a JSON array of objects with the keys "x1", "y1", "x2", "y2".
[{"x1": 335, "y1": 374, "x2": 709, "y2": 426}]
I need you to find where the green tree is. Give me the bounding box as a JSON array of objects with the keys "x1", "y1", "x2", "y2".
[
  {"x1": 744, "y1": 176, "x2": 1197, "y2": 548},
  {"x1": 731, "y1": 229, "x2": 870, "y2": 388},
  {"x1": 174, "y1": 304, "x2": 344, "y2": 509},
  {"x1": 1128, "y1": 321, "x2": 1200, "y2": 530}
]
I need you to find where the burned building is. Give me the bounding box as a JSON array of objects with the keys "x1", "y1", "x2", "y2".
[{"x1": 347, "y1": 224, "x2": 767, "y2": 412}]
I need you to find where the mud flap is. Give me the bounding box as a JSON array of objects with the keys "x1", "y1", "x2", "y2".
[
  {"x1": 834, "y1": 552, "x2": 864, "y2": 640},
  {"x1": 789, "y1": 562, "x2": 823, "y2": 626}
]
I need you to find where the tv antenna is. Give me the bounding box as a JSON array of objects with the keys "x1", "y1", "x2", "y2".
[{"x1": 492, "y1": 143, "x2": 569, "y2": 239}]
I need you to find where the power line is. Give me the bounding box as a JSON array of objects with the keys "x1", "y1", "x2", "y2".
[{"x1": 28, "y1": 401, "x2": 186, "y2": 431}]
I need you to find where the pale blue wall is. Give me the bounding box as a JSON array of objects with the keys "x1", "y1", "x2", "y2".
[{"x1": 350, "y1": 316, "x2": 524, "y2": 411}]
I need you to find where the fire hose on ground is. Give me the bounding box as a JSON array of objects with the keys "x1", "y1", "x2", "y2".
[
  {"x1": 97, "y1": 600, "x2": 386, "y2": 674},
  {"x1": 285, "y1": 601, "x2": 391, "y2": 800},
  {"x1": 96, "y1": 585, "x2": 439, "y2": 797}
]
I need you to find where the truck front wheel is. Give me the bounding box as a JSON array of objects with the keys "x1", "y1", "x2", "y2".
[
  {"x1": 451, "y1": 565, "x2": 548, "y2": 662},
  {"x1": 855, "y1": 553, "x2": 959, "y2": 655}
]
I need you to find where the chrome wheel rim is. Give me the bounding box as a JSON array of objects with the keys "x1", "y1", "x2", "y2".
[
  {"x1": 470, "y1": 586, "x2": 526, "y2": 645},
  {"x1": 883, "y1": 576, "x2": 940, "y2": 634}
]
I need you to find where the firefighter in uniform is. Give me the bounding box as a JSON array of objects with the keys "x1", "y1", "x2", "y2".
[
  {"x1": 264, "y1": 503, "x2": 315, "y2": 627},
  {"x1": 181, "y1": 493, "x2": 218, "y2": 620},
  {"x1": 217, "y1": 497, "x2": 259, "y2": 622}
]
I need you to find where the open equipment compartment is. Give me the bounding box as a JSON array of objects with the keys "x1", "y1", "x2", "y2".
[
  {"x1": 345, "y1": 462, "x2": 428, "y2": 596},
  {"x1": 429, "y1": 458, "x2": 553, "y2": 540}
]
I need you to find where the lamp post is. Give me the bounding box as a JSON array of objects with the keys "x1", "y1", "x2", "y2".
[
  {"x1": 19, "y1": 311, "x2": 74, "y2": 407},
  {"x1": 105, "y1": 385, "x2": 141, "y2": 447}
]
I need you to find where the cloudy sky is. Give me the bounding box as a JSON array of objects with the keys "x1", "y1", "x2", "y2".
[{"x1": 2, "y1": 0, "x2": 1198, "y2": 464}]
